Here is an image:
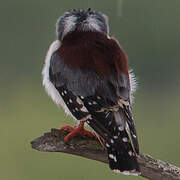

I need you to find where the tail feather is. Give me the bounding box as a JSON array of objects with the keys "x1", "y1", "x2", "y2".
[
  {"x1": 106, "y1": 122, "x2": 140, "y2": 174},
  {"x1": 107, "y1": 146, "x2": 139, "y2": 174},
  {"x1": 86, "y1": 111, "x2": 140, "y2": 175},
  {"x1": 123, "y1": 105, "x2": 139, "y2": 154}
]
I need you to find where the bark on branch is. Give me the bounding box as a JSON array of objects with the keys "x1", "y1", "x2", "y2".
[{"x1": 31, "y1": 129, "x2": 180, "y2": 180}]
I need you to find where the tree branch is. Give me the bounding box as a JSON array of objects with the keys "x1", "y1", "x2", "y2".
[{"x1": 31, "y1": 129, "x2": 180, "y2": 180}]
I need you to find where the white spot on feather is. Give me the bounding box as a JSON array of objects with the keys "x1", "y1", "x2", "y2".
[
  {"x1": 97, "y1": 96, "x2": 101, "y2": 99},
  {"x1": 76, "y1": 97, "x2": 83, "y2": 105},
  {"x1": 128, "y1": 151, "x2": 133, "y2": 156},
  {"x1": 80, "y1": 106, "x2": 88, "y2": 112},
  {"x1": 133, "y1": 134, "x2": 137, "y2": 138},
  {"x1": 122, "y1": 137, "x2": 128, "y2": 142},
  {"x1": 109, "y1": 154, "x2": 117, "y2": 162},
  {"x1": 109, "y1": 154, "x2": 114, "y2": 159},
  {"x1": 106, "y1": 143, "x2": 110, "y2": 148},
  {"x1": 92, "y1": 101, "x2": 97, "y2": 105},
  {"x1": 118, "y1": 126, "x2": 124, "y2": 131},
  {"x1": 110, "y1": 139, "x2": 114, "y2": 144}
]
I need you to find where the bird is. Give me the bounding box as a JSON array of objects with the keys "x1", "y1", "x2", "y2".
[{"x1": 42, "y1": 8, "x2": 140, "y2": 176}]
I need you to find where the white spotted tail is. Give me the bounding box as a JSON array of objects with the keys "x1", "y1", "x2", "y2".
[{"x1": 85, "y1": 104, "x2": 140, "y2": 175}]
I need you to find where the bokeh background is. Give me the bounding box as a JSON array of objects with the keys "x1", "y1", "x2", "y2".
[{"x1": 1, "y1": 0, "x2": 180, "y2": 180}]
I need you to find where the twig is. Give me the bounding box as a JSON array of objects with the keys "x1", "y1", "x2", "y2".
[{"x1": 31, "y1": 129, "x2": 180, "y2": 180}]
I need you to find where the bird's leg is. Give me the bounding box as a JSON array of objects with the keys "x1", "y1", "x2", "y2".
[{"x1": 60, "y1": 121, "x2": 94, "y2": 143}]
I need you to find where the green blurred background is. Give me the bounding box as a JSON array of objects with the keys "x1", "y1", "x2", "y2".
[{"x1": 1, "y1": 0, "x2": 180, "y2": 179}]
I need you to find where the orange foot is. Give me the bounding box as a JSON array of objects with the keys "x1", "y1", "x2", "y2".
[{"x1": 60, "y1": 121, "x2": 94, "y2": 143}]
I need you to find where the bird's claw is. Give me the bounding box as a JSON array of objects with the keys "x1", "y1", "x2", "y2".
[{"x1": 60, "y1": 122, "x2": 94, "y2": 143}]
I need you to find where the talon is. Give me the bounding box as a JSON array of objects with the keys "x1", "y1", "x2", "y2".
[{"x1": 60, "y1": 121, "x2": 95, "y2": 143}]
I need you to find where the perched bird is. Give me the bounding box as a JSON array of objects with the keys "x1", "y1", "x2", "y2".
[{"x1": 42, "y1": 8, "x2": 140, "y2": 175}]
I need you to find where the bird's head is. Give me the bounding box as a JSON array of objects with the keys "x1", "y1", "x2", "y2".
[{"x1": 56, "y1": 8, "x2": 109, "y2": 41}]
